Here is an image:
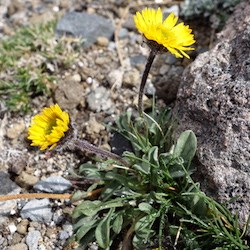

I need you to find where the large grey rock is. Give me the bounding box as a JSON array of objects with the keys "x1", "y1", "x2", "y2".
[
  {"x1": 56, "y1": 11, "x2": 114, "y2": 48},
  {"x1": 20, "y1": 199, "x2": 52, "y2": 223},
  {"x1": 174, "y1": 1, "x2": 250, "y2": 228},
  {"x1": 33, "y1": 176, "x2": 72, "y2": 193}
]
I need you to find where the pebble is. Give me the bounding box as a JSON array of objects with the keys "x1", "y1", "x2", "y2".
[
  {"x1": 33, "y1": 176, "x2": 72, "y2": 193},
  {"x1": 107, "y1": 69, "x2": 123, "y2": 88},
  {"x1": 123, "y1": 68, "x2": 140, "y2": 87},
  {"x1": 159, "y1": 64, "x2": 170, "y2": 75},
  {"x1": 15, "y1": 172, "x2": 39, "y2": 188},
  {"x1": 16, "y1": 219, "x2": 29, "y2": 235},
  {"x1": 6, "y1": 120, "x2": 26, "y2": 139},
  {"x1": 72, "y1": 73, "x2": 81, "y2": 82},
  {"x1": 8, "y1": 223, "x2": 17, "y2": 234},
  {"x1": 26, "y1": 230, "x2": 41, "y2": 250},
  {"x1": 62, "y1": 223, "x2": 73, "y2": 236},
  {"x1": 8, "y1": 243, "x2": 28, "y2": 250},
  {"x1": 87, "y1": 86, "x2": 113, "y2": 113},
  {"x1": 20, "y1": 199, "x2": 52, "y2": 223},
  {"x1": 86, "y1": 115, "x2": 105, "y2": 135},
  {"x1": 58, "y1": 230, "x2": 69, "y2": 240},
  {"x1": 119, "y1": 28, "x2": 129, "y2": 38},
  {"x1": 96, "y1": 36, "x2": 109, "y2": 47}
]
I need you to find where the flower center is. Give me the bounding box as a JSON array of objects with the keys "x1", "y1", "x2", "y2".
[{"x1": 45, "y1": 119, "x2": 57, "y2": 135}]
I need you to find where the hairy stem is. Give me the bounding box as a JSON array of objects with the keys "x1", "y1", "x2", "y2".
[
  {"x1": 73, "y1": 139, "x2": 130, "y2": 167},
  {"x1": 138, "y1": 49, "x2": 156, "y2": 115}
]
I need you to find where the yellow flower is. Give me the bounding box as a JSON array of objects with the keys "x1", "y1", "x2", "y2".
[
  {"x1": 134, "y1": 8, "x2": 195, "y2": 58},
  {"x1": 28, "y1": 104, "x2": 70, "y2": 150}
]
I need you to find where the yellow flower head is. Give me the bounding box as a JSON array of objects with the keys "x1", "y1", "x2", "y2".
[
  {"x1": 134, "y1": 8, "x2": 195, "y2": 58},
  {"x1": 28, "y1": 104, "x2": 70, "y2": 150}
]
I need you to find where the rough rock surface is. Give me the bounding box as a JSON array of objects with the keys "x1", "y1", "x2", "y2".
[
  {"x1": 174, "y1": 1, "x2": 250, "y2": 228},
  {"x1": 56, "y1": 11, "x2": 114, "y2": 48}
]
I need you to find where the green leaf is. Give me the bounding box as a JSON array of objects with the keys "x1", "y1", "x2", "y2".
[
  {"x1": 133, "y1": 163, "x2": 150, "y2": 174},
  {"x1": 95, "y1": 208, "x2": 114, "y2": 249},
  {"x1": 75, "y1": 217, "x2": 97, "y2": 241},
  {"x1": 72, "y1": 200, "x2": 102, "y2": 218},
  {"x1": 148, "y1": 146, "x2": 159, "y2": 166},
  {"x1": 173, "y1": 130, "x2": 197, "y2": 167},
  {"x1": 138, "y1": 202, "x2": 153, "y2": 214},
  {"x1": 113, "y1": 214, "x2": 123, "y2": 234}
]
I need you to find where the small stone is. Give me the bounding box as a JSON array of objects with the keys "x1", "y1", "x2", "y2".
[
  {"x1": 15, "y1": 172, "x2": 39, "y2": 188},
  {"x1": 8, "y1": 243, "x2": 28, "y2": 250},
  {"x1": 33, "y1": 176, "x2": 72, "y2": 193},
  {"x1": 58, "y1": 230, "x2": 69, "y2": 240},
  {"x1": 87, "y1": 86, "x2": 113, "y2": 113},
  {"x1": 95, "y1": 57, "x2": 109, "y2": 65},
  {"x1": 10, "y1": 232, "x2": 22, "y2": 245},
  {"x1": 96, "y1": 36, "x2": 109, "y2": 47},
  {"x1": 159, "y1": 64, "x2": 170, "y2": 75},
  {"x1": 62, "y1": 223, "x2": 73, "y2": 236},
  {"x1": 107, "y1": 69, "x2": 123, "y2": 88},
  {"x1": 123, "y1": 68, "x2": 140, "y2": 87},
  {"x1": 86, "y1": 115, "x2": 105, "y2": 135},
  {"x1": 26, "y1": 230, "x2": 41, "y2": 250},
  {"x1": 8, "y1": 223, "x2": 17, "y2": 234},
  {"x1": 16, "y1": 219, "x2": 29, "y2": 235},
  {"x1": 72, "y1": 73, "x2": 81, "y2": 82},
  {"x1": 20, "y1": 199, "x2": 52, "y2": 223},
  {"x1": 6, "y1": 120, "x2": 25, "y2": 139},
  {"x1": 119, "y1": 28, "x2": 128, "y2": 38}
]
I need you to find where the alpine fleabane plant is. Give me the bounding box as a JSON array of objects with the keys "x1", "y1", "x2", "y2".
[
  {"x1": 134, "y1": 8, "x2": 195, "y2": 114},
  {"x1": 28, "y1": 104, "x2": 70, "y2": 150}
]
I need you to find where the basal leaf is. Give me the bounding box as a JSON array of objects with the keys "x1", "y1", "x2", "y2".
[
  {"x1": 173, "y1": 130, "x2": 197, "y2": 167},
  {"x1": 95, "y1": 208, "x2": 114, "y2": 249},
  {"x1": 113, "y1": 214, "x2": 123, "y2": 234}
]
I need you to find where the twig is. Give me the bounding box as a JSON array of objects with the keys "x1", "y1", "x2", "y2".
[
  {"x1": 0, "y1": 193, "x2": 71, "y2": 201},
  {"x1": 0, "y1": 188, "x2": 103, "y2": 202}
]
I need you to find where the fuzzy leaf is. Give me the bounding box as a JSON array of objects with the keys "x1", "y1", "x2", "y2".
[
  {"x1": 138, "y1": 202, "x2": 153, "y2": 214},
  {"x1": 113, "y1": 214, "x2": 123, "y2": 234},
  {"x1": 75, "y1": 218, "x2": 97, "y2": 241},
  {"x1": 174, "y1": 130, "x2": 197, "y2": 166},
  {"x1": 95, "y1": 208, "x2": 114, "y2": 249}
]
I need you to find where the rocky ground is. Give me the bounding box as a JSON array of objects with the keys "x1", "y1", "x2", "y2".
[{"x1": 0, "y1": 0, "x2": 244, "y2": 249}]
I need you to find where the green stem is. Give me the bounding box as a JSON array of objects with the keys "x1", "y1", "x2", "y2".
[{"x1": 138, "y1": 49, "x2": 157, "y2": 115}]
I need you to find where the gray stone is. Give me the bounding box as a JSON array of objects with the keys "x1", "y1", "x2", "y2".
[
  {"x1": 87, "y1": 86, "x2": 113, "y2": 113},
  {"x1": 26, "y1": 230, "x2": 41, "y2": 250},
  {"x1": 33, "y1": 176, "x2": 72, "y2": 193},
  {"x1": 20, "y1": 199, "x2": 52, "y2": 223},
  {"x1": 58, "y1": 230, "x2": 69, "y2": 240},
  {"x1": 0, "y1": 171, "x2": 21, "y2": 216},
  {"x1": 174, "y1": 1, "x2": 250, "y2": 229},
  {"x1": 56, "y1": 11, "x2": 114, "y2": 48}
]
